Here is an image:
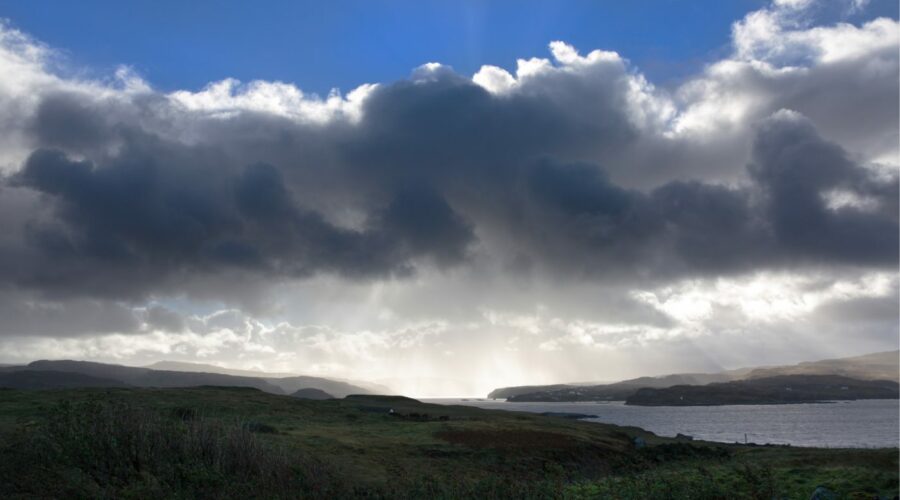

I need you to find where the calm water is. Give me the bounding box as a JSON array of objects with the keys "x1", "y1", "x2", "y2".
[{"x1": 424, "y1": 398, "x2": 900, "y2": 448}]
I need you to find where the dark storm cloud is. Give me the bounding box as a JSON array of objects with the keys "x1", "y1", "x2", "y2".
[
  {"x1": 0, "y1": 65, "x2": 895, "y2": 302},
  {"x1": 30, "y1": 92, "x2": 110, "y2": 151},
  {"x1": 345, "y1": 66, "x2": 637, "y2": 182},
  {"x1": 7, "y1": 142, "x2": 473, "y2": 299},
  {"x1": 464, "y1": 111, "x2": 895, "y2": 281},
  {"x1": 749, "y1": 113, "x2": 899, "y2": 265}
]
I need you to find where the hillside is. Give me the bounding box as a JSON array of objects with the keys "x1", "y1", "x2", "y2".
[
  {"x1": 746, "y1": 351, "x2": 900, "y2": 382},
  {"x1": 626, "y1": 375, "x2": 900, "y2": 406},
  {"x1": 3, "y1": 360, "x2": 394, "y2": 397},
  {"x1": 23, "y1": 360, "x2": 284, "y2": 394},
  {"x1": 488, "y1": 384, "x2": 575, "y2": 400},
  {"x1": 0, "y1": 387, "x2": 895, "y2": 498},
  {"x1": 290, "y1": 387, "x2": 334, "y2": 400},
  {"x1": 504, "y1": 373, "x2": 750, "y2": 402},
  {"x1": 493, "y1": 350, "x2": 898, "y2": 402},
  {"x1": 147, "y1": 360, "x2": 391, "y2": 396},
  {"x1": 491, "y1": 371, "x2": 757, "y2": 402},
  {"x1": 268, "y1": 376, "x2": 374, "y2": 398},
  {"x1": 0, "y1": 370, "x2": 129, "y2": 390},
  {"x1": 146, "y1": 360, "x2": 299, "y2": 378}
]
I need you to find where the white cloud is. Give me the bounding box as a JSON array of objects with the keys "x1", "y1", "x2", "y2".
[
  {"x1": 632, "y1": 271, "x2": 895, "y2": 325},
  {"x1": 169, "y1": 78, "x2": 377, "y2": 123},
  {"x1": 471, "y1": 65, "x2": 516, "y2": 94},
  {"x1": 665, "y1": 5, "x2": 899, "y2": 177},
  {"x1": 773, "y1": 0, "x2": 815, "y2": 9},
  {"x1": 734, "y1": 9, "x2": 899, "y2": 65}
]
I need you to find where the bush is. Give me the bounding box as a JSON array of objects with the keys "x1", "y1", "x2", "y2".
[
  {"x1": 2, "y1": 401, "x2": 570, "y2": 499},
  {"x1": 7, "y1": 400, "x2": 328, "y2": 499},
  {"x1": 243, "y1": 421, "x2": 279, "y2": 434},
  {"x1": 568, "y1": 462, "x2": 782, "y2": 500}
]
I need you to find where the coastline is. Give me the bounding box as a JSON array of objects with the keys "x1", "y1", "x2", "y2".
[{"x1": 426, "y1": 398, "x2": 900, "y2": 449}]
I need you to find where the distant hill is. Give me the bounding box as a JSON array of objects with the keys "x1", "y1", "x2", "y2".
[
  {"x1": 146, "y1": 361, "x2": 298, "y2": 378},
  {"x1": 146, "y1": 360, "x2": 392, "y2": 397},
  {"x1": 745, "y1": 351, "x2": 899, "y2": 382},
  {"x1": 6, "y1": 359, "x2": 392, "y2": 397},
  {"x1": 290, "y1": 388, "x2": 334, "y2": 400},
  {"x1": 625, "y1": 375, "x2": 899, "y2": 406},
  {"x1": 500, "y1": 372, "x2": 753, "y2": 402},
  {"x1": 267, "y1": 377, "x2": 374, "y2": 398},
  {"x1": 614, "y1": 369, "x2": 756, "y2": 389},
  {"x1": 488, "y1": 384, "x2": 574, "y2": 400},
  {"x1": 24, "y1": 360, "x2": 284, "y2": 394},
  {"x1": 492, "y1": 350, "x2": 899, "y2": 402},
  {"x1": 0, "y1": 370, "x2": 130, "y2": 390},
  {"x1": 376, "y1": 376, "x2": 477, "y2": 398}
]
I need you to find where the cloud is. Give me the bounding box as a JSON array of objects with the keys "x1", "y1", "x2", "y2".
[
  {"x1": 145, "y1": 305, "x2": 185, "y2": 333},
  {"x1": 749, "y1": 110, "x2": 898, "y2": 265},
  {"x1": 2, "y1": 268, "x2": 892, "y2": 396},
  {"x1": 7, "y1": 141, "x2": 475, "y2": 299},
  {"x1": 0, "y1": 288, "x2": 142, "y2": 337},
  {"x1": 668, "y1": 7, "x2": 898, "y2": 182},
  {"x1": 170, "y1": 78, "x2": 376, "y2": 123},
  {"x1": 0, "y1": 9, "x2": 894, "y2": 298},
  {"x1": 6, "y1": 98, "x2": 894, "y2": 300},
  {"x1": 0, "y1": 1, "x2": 895, "y2": 390}
]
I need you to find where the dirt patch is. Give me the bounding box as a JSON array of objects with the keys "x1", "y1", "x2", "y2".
[{"x1": 434, "y1": 429, "x2": 580, "y2": 449}]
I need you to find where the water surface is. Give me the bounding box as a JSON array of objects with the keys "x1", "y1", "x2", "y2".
[{"x1": 425, "y1": 398, "x2": 900, "y2": 448}]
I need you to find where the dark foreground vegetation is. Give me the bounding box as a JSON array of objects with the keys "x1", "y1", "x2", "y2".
[{"x1": 0, "y1": 387, "x2": 896, "y2": 499}]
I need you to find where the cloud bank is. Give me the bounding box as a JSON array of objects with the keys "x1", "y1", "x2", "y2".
[{"x1": 0, "y1": 1, "x2": 896, "y2": 395}]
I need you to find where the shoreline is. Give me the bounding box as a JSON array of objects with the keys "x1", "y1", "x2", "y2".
[
  {"x1": 425, "y1": 398, "x2": 900, "y2": 449},
  {"x1": 430, "y1": 397, "x2": 900, "y2": 406}
]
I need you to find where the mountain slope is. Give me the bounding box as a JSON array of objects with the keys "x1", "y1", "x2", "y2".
[
  {"x1": 24, "y1": 360, "x2": 284, "y2": 394},
  {"x1": 0, "y1": 370, "x2": 130, "y2": 390},
  {"x1": 492, "y1": 350, "x2": 898, "y2": 402},
  {"x1": 487, "y1": 384, "x2": 574, "y2": 400},
  {"x1": 146, "y1": 361, "x2": 298, "y2": 378},
  {"x1": 290, "y1": 388, "x2": 334, "y2": 400},
  {"x1": 266, "y1": 376, "x2": 373, "y2": 398},
  {"x1": 500, "y1": 373, "x2": 753, "y2": 402},
  {"x1": 746, "y1": 351, "x2": 899, "y2": 382},
  {"x1": 625, "y1": 375, "x2": 900, "y2": 406},
  {"x1": 147, "y1": 360, "x2": 391, "y2": 396}
]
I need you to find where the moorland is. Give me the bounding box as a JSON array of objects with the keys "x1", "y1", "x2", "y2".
[{"x1": 0, "y1": 387, "x2": 896, "y2": 499}]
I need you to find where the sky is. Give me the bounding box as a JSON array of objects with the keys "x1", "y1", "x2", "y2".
[{"x1": 0, "y1": 0, "x2": 896, "y2": 397}]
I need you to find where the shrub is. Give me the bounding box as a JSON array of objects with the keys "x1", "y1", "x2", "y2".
[{"x1": 10, "y1": 400, "x2": 319, "y2": 499}]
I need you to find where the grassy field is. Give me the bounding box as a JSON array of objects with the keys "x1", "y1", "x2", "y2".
[{"x1": 0, "y1": 387, "x2": 896, "y2": 499}]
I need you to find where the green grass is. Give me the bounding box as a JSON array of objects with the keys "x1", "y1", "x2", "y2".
[{"x1": 0, "y1": 387, "x2": 896, "y2": 499}]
